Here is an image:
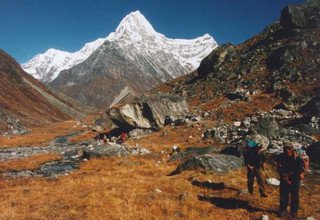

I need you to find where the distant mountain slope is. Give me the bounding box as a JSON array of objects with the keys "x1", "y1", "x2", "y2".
[
  {"x1": 48, "y1": 11, "x2": 217, "y2": 108},
  {"x1": 0, "y1": 49, "x2": 90, "y2": 135}
]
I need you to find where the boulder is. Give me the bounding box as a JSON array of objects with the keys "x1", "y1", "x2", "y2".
[
  {"x1": 108, "y1": 93, "x2": 189, "y2": 130},
  {"x1": 225, "y1": 90, "x2": 250, "y2": 101},
  {"x1": 169, "y1": 154, "x2": 243, "y2": 175},
  {"x1": 168, "y1": 146, "x2": 220, "y2": 162},
  {"x1": 37, "y1": 160, "x2": 80, "y2": 177},
  {"x1": 252, "y1": 117, "x2": 283, "y2": 139},
  {"x1": 280, "y1": 1, "x2": 320, "y2": 30},
  {"x1": 198, "y1": 43, "x2": 238, "y2": 77},
  {"x1": 84, "y1": 142, "x2": 130, "y2": 158},
  {"x1": 203, "y1": 129, "x2": 216, "y2": 139},
  {"x1": 280, "y1": 5, "x2": 306, "y2": 30}
]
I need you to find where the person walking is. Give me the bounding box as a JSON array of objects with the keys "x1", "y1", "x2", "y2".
[
  {"x1": 243, "y1": 140, "x2": 268, "y2": 197},
  {"x1": 277, "y1": 141, "x2": 305, "y2": 218}
]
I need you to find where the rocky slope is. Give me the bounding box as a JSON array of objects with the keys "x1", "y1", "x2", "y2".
[
  {"x1": 152, "y1": 0, "x2": 320, "y2": 119},
  {"x1": 0, "y1": 49, "x2": 90, "y2": 135},
  {"x1": 145, "y1": 0, "x2": 320, "y2": 160}
]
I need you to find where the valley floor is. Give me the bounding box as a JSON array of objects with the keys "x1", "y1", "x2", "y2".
[{"x1": 0, "y1": 121, "x2": 319, "y2": 220}]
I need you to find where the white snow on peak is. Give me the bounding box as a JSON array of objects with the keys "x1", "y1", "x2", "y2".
[
  {"x1": 22, "y1": 10, "x2": 218, "y2": 82},
  {"x1": 106, "y1": 11, "x2": 217, "y2": 76},
  {"x1": 22, "y1": 38, "x2": 105, "y2": 82},
  {"x1": 107, "y1": 10, "x2": 157, "y2": 42}
]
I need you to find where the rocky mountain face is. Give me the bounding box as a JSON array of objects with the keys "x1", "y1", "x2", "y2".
[
  {"x1": 23, "y1": 11, "x2": 217, "y2": 108},
  {"x1": 0, "y1": 49, "x2": 89, "y2": 135},
  {"x1": 149, "y1": 0, "x2": 320, "y2": 158}
]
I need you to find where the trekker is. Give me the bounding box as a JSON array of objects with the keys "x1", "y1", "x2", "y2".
[
  {"x1": 277, "y1": 141, "x2": 305, "y2": 218},
  {"x1": 243, "y1": 140, "x2": 268, "y2": 197},
  {"x1": 120, "y1": 132, "x2": 126, "y2": 142}
]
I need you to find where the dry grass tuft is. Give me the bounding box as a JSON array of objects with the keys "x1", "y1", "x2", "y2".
[{"x1": 0, "y1": 153, "x2": 61, "y2": 172}]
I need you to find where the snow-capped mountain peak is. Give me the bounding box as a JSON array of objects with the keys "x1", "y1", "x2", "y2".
[
  {"x1": 107, "y1": 11, "x2": 217, "y2": 76},
  {"x1": 22, "y1": 10, "x2": 217, "y2": 84},
  {"x1": 107, "y1": 10, "x2": 157, "y2": 42},
  {"x1": 22, "y1": 38, "x2": 106, "y2": 82}
]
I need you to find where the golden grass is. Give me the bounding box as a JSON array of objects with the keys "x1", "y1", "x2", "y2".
[
  {"x1": 0, "y1": 120, "x2": 85, "y2": 147},
  {"x1": 0, "y1": 155, "x2": 319, "y2": 220},
  {"x1": 0, "y1": 153, "x2": 61, "y2": 172},
  {"x1": 0, "y1": 96, "x2": 319, "y2": 219},
  {"x1": 70, "y1": 131, "x2": 96, "y2": 143}
]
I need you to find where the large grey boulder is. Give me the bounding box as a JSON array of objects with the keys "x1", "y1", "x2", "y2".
[
  {"x1": 108, "y1": 93, "x2": 189, "y2": 130},
  {"x1": 280, "y1": 1, "x2": 320, "y2": 30},
  {"x1": 168, "y1": 146, "x2": 220, "y2": 162},
  {"x1": 83, "y1": 143, "x2": 130, "y2": 158},
  {"x1": 169, "y1": 154, "x2": 243, "y2": 175},
  {"x1": 252, "y1": 117, "x2": 283, "y2": 139}
]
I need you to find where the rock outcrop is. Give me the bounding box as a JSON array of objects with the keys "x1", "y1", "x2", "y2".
[{"x1": 108, "y1": 93, "x2": 189, "y2": 130}]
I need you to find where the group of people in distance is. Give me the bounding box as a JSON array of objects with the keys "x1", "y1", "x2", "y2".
[{"x1": 243, "y1": 140, "x2": 308, "y2": 218}]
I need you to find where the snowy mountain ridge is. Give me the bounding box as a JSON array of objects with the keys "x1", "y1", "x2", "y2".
[
  {"x1": 22, "y1": 10, "x2": 217, "y2": 83},
  {"x1": 22, "y1": 38, "x2": 105, "y2": 82}
]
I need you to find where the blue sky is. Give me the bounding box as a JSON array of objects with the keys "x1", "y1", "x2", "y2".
[{"x1": 0, "y1": 0, "x2": 303, "y2": 63}]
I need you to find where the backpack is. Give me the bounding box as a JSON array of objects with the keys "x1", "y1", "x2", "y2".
[
  {"x1": 294, "y1": 144, "x2": 310, "y2": 172},
  {"x1": 246, "y1": 140, "x2": 258, "y2": 148},
  {"x1": 243, "y1": 140, "x2": 259, "y2": 155}
]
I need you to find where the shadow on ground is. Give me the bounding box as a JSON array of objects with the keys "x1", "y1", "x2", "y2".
[
  {"x1": 198, "y1": 195, "x2": 265, "y2": 212},
  {"x1": 192, "y1": 180, "x2": 240, "y2": 191}
]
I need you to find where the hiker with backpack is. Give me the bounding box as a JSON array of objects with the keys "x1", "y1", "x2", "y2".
[
  {"x1": 277, "y1": 141, "x2": 306, "y2": 218},
  {"x1": 243, "y1": 140, "x2": 268, "y2": 197}
]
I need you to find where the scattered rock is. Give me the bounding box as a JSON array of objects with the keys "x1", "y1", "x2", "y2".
[
  {"x1": 266, "y1": 178, "x2": 280, "y2": 186},
  {"x1": 154, "y1": 188, "x2": 163, "y2": 193},
  {"x1": 233, "y1": 121, "x2": 242, "y2": 127},
  {"x1": 128, "y1": 129, "x2": 153, "y2": 139}
]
